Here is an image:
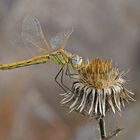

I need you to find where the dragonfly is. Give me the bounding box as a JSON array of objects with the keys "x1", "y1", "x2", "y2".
[{"x1": 0, "y1": 15, "x2": 83, "y2": 91}]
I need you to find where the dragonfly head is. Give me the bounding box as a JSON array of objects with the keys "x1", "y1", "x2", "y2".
[{"x1": 71, "y1": 54, "x2": 83, "y2": 69}]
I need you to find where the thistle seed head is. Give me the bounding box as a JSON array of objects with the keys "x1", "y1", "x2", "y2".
[{"x1": 61, "y1": 58, "x2": 135, "y2": 118}]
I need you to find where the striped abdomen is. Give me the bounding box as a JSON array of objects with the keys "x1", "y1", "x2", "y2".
[
  {"x1": 0, "y1": 55, "x2": 49, "y2": 70},
  {"x1": 0, "y1": 50, "x2": 70, "y2": 70}
]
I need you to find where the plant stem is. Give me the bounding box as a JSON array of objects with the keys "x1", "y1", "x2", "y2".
[{"x1": 99, "y1": 117, "x2": 106, "y2": 140}]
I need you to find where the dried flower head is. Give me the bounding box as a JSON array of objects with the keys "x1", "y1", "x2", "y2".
[{"x1": 61, "y1": 58, "x2": 135, "y2": 118}]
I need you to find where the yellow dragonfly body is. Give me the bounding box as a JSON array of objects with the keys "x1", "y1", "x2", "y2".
[
  {"x1": 0, "y1": 15, "x2": 83, "y2": 70},
  {"x1": 0, "y1": 50, "x2": 69, "y2": 70}
]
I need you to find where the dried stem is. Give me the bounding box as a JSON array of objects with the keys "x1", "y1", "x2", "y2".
[
  {"x1": 98, "y1": 117, "x2": 123, "y2": 140},
  {"x1": 98, "y1": 117, "x2": 107, "y2": 140}
]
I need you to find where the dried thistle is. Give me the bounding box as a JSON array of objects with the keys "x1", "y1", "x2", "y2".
[
  {"x1": 60, "y1": 58, "x2": 135, "y2": 139},
  {"x1": 61, "y1": 58, "x2": 135, "y2": 118}
]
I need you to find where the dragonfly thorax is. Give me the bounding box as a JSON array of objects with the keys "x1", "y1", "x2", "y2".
[{"x1": 71, "y1": 54, "x2": 83, "y2": 69}]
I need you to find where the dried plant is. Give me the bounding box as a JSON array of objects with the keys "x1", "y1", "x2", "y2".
[{"x1": 61, "y1": 58, "x2": 135, "y2": 140}]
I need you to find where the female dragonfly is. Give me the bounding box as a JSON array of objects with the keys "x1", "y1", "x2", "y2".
[{"x1": 0, "y1": 15, "x2": 83, "y2": 91}]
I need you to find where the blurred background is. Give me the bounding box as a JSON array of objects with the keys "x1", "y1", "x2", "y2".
[{"x1": 0, "y1": 0, "x2": 139, "y2": 140}]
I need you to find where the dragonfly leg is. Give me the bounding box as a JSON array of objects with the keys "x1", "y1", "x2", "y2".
[
  {"x1": 60, "y1": 66, "x2": 72, "y2": 91},
  {"x1": 55, "y1": 66, "x2": 67, "y2": 92},
  {"x1": 65, "y1": 64, "x2": 79, "y2": 79},
  {"x1": 55, "y1": 65, "x2": 72, "y2": 91}
]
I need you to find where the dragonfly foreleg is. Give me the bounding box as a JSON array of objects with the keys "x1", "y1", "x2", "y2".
[
  {"x1": 60, "y1": 66, "x2": 72, "y2": 91},
  {"x1": 65, "y1": 64, "x2": 79, "y2": 79},
  {"x1": 55, "y1": 65, "x2": 72, "y2": 92},
  {"x1": 55, "y1": 66, "x2": 67, "y2": 91}
]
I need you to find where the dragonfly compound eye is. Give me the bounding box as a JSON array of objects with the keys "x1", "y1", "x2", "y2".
[{"x1": 71, "y1": 55, "x2": 83, "y2": 69}]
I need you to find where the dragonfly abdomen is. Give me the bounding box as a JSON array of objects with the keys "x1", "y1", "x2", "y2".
[
  {"x1": 0, "y1": 50, "x2": 70, "y2": 70},
  {"x1": 0, "y1": 55, "x2": 49, "y2": 70}
]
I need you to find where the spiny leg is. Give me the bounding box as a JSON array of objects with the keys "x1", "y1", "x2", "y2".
[
  {"x1": 60, "y1": 65, "x2": 72, "y2": 91},
  {"x1": 55, "y1": 66, "x2": 67, "y2": 91},
  {"x1": 65, "y1": 64, "x2": 79, "y2": 79},
  {"x1": 55, "y1": 64, "x2": 72, "y2": 91}
]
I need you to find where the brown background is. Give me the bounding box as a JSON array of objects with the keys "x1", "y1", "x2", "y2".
[{"x1": 0, "y1": 0, "x2": 139, "y2": 140}]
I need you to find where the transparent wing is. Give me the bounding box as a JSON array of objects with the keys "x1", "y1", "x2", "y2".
[
  {"x1": 21, "y1": 15, "x2": 51, "y2": 52},
  {"x1": 15, "y1": 35, "x2": 45, "y2": 56},
  {"x1": 50, "y1": 27, "x2": 73, "y2": 50}
]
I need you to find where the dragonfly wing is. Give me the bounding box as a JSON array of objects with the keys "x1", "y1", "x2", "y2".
[
  {"x1": 50, "y1": 27, "x2": 73, "y2": 50},
  {"x1": 21, "y1": 15, "x2": 51, "y2": 52},
  {"x1": 15, "y1": 35, "x2": 45, "y2": 56}
]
